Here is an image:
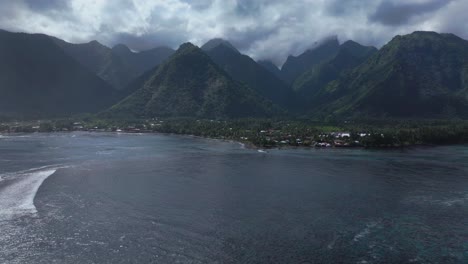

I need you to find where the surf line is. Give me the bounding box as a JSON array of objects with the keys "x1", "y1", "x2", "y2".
[{"x1": 0, "y1": 165, "x2": 67, "y2": 220}]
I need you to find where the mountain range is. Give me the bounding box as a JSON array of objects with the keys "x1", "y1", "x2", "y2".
[
  {"x1": 292, "y1": 40, "x2": 378, "y2": 110},
  {"x1": 1, "y1": 29, "x2": 468, "y2": 119},
  {"x1": 281, "y1": 37, "x2": 341, "y2": 84},
  {"x1": 0, "y1": 30, "x2": 116, "y2": 115},
  {"x1": 201, "y1": 39, "x2": 297, "y2": 110},
  {"x1": 107, "y1": 43, "x2": 278, "y2": 118},
  {"x1": 311, "y1": 32, "x2": 468, "y2": 119},
  {"x1": 52, "y1": 37, "x2": 174, "y2": 90}
]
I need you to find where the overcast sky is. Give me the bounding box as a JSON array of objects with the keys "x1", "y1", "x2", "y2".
[{"x1": 0, "y1": 0, "x2": 466, "y2": 65}]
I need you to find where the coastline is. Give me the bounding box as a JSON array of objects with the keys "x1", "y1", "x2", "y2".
[
  {"x1": 0, "y1": 130, "x2": 457, "y2": 151},
  {"x1": 3, "y1": 118, "x2": 468, "y2": 150}
]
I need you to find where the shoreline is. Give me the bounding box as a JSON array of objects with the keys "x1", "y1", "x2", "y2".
[
  {"x1": 3, "y1": 118, "x2": 468, "y2": 150},
  {"x1": 0, "y1": 130, "x2": 460, "y2": 151}
]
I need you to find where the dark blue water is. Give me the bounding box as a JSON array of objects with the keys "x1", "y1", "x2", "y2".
[{"x1": 0, "y1": 132, "x2": 467, "y2": 263}]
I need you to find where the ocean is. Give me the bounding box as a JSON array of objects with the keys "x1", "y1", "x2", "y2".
[{"x1": 0, "y1": 132, "x2": 467, "y2": 263}]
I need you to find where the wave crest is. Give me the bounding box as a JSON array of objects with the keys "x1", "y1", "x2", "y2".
[{"x1": 0, "y1": 166, "x2": 65, "y2": 220}]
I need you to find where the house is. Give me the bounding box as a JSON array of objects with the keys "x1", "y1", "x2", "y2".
[
  {"x1": 315, "y1": 142, "x2": 331, "y2": 148},
  {"x1": 334, "y1": 132, "x2": 350, "y2": 138}
]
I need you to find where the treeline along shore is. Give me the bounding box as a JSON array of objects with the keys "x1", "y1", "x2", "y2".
[{"x1": 2, "y1": 117, "x2": 468, "y2": 149}]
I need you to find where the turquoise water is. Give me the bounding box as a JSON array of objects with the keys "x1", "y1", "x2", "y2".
[{"x1": 0, "y1": 132, "x2": 467, "y2": 263}]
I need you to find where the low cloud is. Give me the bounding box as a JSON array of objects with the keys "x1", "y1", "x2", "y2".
[{"x1": 369, "y1": 0, "x2": 453, "y2": 26}]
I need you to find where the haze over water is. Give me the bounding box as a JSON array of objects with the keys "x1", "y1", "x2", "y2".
[{"x1": 0, "y1": 132, "x2": 467, "y2": 263}]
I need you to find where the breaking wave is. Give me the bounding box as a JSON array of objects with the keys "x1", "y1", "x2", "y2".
[{"x1": 0, "y1": 166, "x2": 66, "y2": 220}]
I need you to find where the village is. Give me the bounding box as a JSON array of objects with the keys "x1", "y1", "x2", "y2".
[{"x1": 0, "y1": 119, "x2": 389, "y2": 149}]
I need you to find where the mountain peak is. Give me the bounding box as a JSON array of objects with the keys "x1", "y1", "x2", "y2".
[
  {"x1": 391, "y1": 31, "x2": 456, "y2": 43},
  {"x1": 410, "y1": 31, "x2": 440, "y2": 36},
  {"x1": 308, "y1": 36, "x2": 340, "y2": 52},
  {"x1": 112, "y1": 43, "x2": 132, "y2": 54},
  {"x1": 176, "y1": 42, "x2": 199, "y2": 53},
  {"x1": 341, "y1": 40, "x2": 360, "y2": 47},
  {"x1": 83, "y1": 40, "x2": 109, "y2": 50},
  {"x1": 109, "y1": 39, "x2": 276, "y2": 118},
  {"x1": 0, "y1": 30, "x2": 116, "y2": 115},
  {"x1": 201, "y1": 38, "x2": 239, "y2": 53},
  {"x1": 408, "y1": 31, "x2": 468, "y2": 42},
  {"x1": 339, "y1": 40, "x2": 378, "y2": 58},
  {"x1": 385, "y1": 31, "x2": 468, "y2": 55},
  {"x1": 317, "y1": 30, "x2": 468, "y2": 118},
  {"x1": 88, "y1": 40, "x2": 104, "y2": 47},
  {"x1": 281, "y1": 36, "x2": 341, "y2": 83}
]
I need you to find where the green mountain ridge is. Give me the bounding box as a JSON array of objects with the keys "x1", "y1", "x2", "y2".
[
  {"x1": 292, "y1": 40, "x2": 377, "y2": 109},
  {"x1": 1, "y1": 29, "x2": 468, "y2": 120},
  {"x1": 257, "y1": 60, "x2": 283, "y2": 79},
  {"x1": 281, "y1": 37, "x2": 341, "y2": 84},
  {"x1": 52, "y1": 38, "x2": 174, "y2": 90},
  {"x1": 107, "y1": 43, "x2": 280, "y2": 119},
  {"x1": 0, "y1": 30, "x2": 117, "y2": 115},
  {"x1": 201, "y1": 38, "x2": 240, "y2": 53},
  {"x1": 202, "y1": 40, "x2": 297, "y2": 109},
  {"x1": 313, "y1": 31, "x2": 468, "y2": 118}
]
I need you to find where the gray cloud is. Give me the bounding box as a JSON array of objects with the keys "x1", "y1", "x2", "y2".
[
  {"x1": 369, "y1": 0, "x2": 453, "y2": 26},
  {"x1": 23, "y1": 0, "x2": 70, "y2": 11},
  {"x1": 0, "y1": 0, "x2": 467, "y2": 66},
  {"x1": 110, "y1": 31, "x2": 187, "y2": 51},
  {"x1": 325, "y1": 0, "x2": 371, "y2": 15}
]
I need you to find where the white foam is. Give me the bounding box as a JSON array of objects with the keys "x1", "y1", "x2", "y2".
[
  {"x1": 353, "y1": 221, "x2": 381, "y2": 242},
  {"x1": 440, "y1": 194, "x2": 468, "y2": 206},
  {"x1": 405, "y1": 193, "x2": 468, "y2": 207},
  {"x1": 0, "y1": 167, "x2": 63, "y2": 220},
  {"x1": 0, "y1": 135, "x2": 30, "y2": 139}
]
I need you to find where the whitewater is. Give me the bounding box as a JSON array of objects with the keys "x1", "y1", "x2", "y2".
[{"x1": 0, "y1": 166, "x2": 65, "y2": 220}]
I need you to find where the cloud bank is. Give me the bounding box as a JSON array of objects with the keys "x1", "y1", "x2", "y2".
[{"x1": 0, "y1": 0, "x2": 466, "y2": 65}]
